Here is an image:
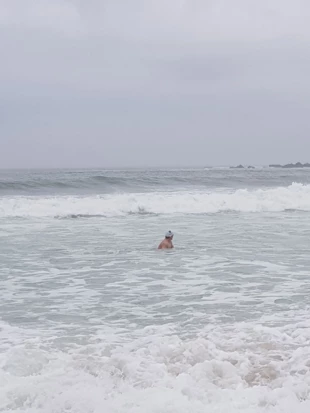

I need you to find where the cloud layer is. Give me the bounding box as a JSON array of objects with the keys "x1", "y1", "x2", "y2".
[{"x1": 1, "y1": 1, "x2": 310, "y2": 168}]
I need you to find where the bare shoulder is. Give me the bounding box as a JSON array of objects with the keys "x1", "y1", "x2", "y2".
[{"x1": 158, "y1": 240, "x2": 169, "y2": 249}]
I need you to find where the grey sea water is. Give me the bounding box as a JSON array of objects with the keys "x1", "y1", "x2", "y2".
[{"x1": 1, "y1": 168, "x2": 310, "y2": 413}]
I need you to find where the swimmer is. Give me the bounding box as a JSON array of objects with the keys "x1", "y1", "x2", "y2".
[{"x1": 158, "y1": 231, "x2": 174, "y2": 249}]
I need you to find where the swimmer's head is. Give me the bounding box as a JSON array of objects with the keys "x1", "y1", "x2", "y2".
[{"x1": 165, "y1": 230, "x2": 174, "y2": 239}]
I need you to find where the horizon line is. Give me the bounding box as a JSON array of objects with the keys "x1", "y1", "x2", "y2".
[{"x1": 0, "y1": 163, "x2": 306, "y2": 171}]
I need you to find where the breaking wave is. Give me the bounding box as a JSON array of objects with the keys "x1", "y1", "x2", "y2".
[
  {"x1": 1, "y1": 318, "x2": 310, "y2": 413},
  {"x1": 1, "y1": 183, "x2": 310, "y2": 218}
]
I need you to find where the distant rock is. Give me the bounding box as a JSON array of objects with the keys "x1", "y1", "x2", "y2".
[
  {"x1": 230, "y1": 164, "x2": 244, "y2": 169},
  {"x1": 283, "y1": 162, "x2": 310, "y2": 168},
  {"x1": 247, "y1": 166, "x2": 255, "y2": 169},
  {"x1": 269, "y1": 162, "x2": 310, "y2": 168}
]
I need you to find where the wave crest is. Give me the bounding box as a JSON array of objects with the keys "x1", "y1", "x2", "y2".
[{"x1": 1, "y1": 183, "x2": 310, "y2": 218}]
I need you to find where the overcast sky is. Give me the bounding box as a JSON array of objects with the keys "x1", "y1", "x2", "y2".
[{"x1": 1, "y1": 0, "x2": 310, "y2": 168}]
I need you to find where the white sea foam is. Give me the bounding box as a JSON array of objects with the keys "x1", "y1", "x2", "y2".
[
  {"x1": 1, "y1": 173, "x2": 310, "y2": 412},
  {"x1": 1, "y1": 319, "x2": 310, "y2": 413},
  {"x1": 1, "y1": 183, "x2": 310, "y2": 217}
]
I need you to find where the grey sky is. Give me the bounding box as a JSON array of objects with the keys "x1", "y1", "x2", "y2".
[{"x1": 1, "y1": 0, "x2": 310, "y2": 168}]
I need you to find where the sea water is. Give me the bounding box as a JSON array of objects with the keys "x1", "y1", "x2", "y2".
[{"x1": 1, "y1": 168, "x2": 310, "y2": 412}]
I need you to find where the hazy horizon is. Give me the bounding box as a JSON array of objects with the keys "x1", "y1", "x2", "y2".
[
  {"x1": 1, "y1": 160, "x2": 310, "y2": 171},
  {"x1": 1, "y1": 1, "x2": 310, "y2": 169}
]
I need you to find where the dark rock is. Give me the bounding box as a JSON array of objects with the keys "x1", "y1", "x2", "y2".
[
  {"x1": 230, "y1": 164, "x2": 244, "y2": 169},
  {"x1": 247, "y1": 166, "x2": 255, "y2": 169},
  {"x1": 283, "y1": 162, "x2": 302, "y2": 168},
  {"x1": 269, "y1": 162, "x2": 310, "y2": 168}
]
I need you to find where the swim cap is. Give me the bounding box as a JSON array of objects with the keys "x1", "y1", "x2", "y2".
[{"x1": 165, "y1": 230, "x2": 174, "y2": 238}]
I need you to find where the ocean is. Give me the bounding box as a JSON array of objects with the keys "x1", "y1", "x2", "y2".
[{"x1": 1, "y1": 167, "x2": 310, "y2": 413}]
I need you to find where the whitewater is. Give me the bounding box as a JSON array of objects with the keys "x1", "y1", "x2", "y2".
[
  {"x1": 1, "y1": 183, "x2": 310, "y2": 217},
  {"x1": 1, "y1": 168, "x2": 310, "y2": 413}
]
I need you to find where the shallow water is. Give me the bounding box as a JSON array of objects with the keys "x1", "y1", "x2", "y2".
[{"x1": 1, "y1": 168, "x2": 310, "y2": 412}]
